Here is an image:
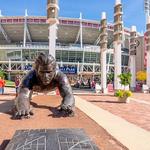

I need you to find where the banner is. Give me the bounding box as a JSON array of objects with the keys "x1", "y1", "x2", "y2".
[{"x1": 59, "y1": 66, "x2": 77, "y2": 74}]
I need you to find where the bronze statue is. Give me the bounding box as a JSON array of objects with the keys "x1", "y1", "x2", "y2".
[{"x1": 13, "y1": 53, "x2": 75, "y2": 119}]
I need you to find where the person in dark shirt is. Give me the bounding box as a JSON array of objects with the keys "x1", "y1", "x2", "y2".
[{"x1": 13, "y1": 53, "x2": 75, "y2": 119}]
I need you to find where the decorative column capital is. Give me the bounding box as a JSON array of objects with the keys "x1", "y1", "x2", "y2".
[{"x1": 47, "y1": 0, "x2": 59, "y2": 25}]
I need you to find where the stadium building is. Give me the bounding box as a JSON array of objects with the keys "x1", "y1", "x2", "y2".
[{"x1": 0, "y1": 16, "x2": 145, "y2": 81}]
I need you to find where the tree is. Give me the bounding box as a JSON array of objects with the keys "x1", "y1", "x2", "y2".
[{"x1": 136, "y1": 71, "x2": 146, "y2": 82}]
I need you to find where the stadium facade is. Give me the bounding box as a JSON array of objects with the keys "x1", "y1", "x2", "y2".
[{"x1": 0, "y1": 16, "x2": 145, "y2": 79}]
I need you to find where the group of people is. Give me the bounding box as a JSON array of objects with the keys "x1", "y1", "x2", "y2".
[
  {"x1": 74, "y1": 78, "x2": 96, "y2": 89},
  {"x1": 0, "y1": 77, "x2": 5, "y2": 95}
]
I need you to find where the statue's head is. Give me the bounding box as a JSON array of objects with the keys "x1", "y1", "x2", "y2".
[{"x1": 35, "y1": 53, "x2": 57, "y2": 85}]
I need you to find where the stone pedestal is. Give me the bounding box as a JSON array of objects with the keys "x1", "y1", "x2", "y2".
[{"x1": 5, "y1": 128, "x2": 99, "y2": 150}]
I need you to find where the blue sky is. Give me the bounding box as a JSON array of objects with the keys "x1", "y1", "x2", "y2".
[{"x1": 0, "y1": 0, "x2": 145, "y2": 32}]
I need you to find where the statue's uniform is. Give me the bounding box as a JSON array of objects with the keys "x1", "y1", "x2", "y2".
[{"x1": 21, "y1": 69, "x2": 75, "y2": 109}]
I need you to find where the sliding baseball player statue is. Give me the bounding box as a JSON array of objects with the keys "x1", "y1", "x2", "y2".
[{"x1": 12, "y1": 53, "x2": 75, "y2": 119}]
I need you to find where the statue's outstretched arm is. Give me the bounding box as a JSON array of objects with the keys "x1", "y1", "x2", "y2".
[
  {"x1": 13, "y1": 87, "x2": 32, "y2": 119},
  {"x1": 57, "y1": 72, "x2": 75, "y2": 116}
]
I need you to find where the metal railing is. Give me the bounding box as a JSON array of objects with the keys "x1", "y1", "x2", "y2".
[{"x1": 0, "y1": 60, "x2": 128, "y2": 74}]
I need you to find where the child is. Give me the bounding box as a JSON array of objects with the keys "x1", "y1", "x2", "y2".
[{"x1": 15, "y1": 75, "x2": 21, "y2": 97}]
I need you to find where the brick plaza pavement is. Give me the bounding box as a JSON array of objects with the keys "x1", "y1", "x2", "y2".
[
  {"x1": 0, "y1": 95, "x2": 127, "y2": 150},
  {"x1": 1, "y1": 88, "x2": 150, "y2": 149},
  {"x1": 132, "y1": 93, "x2": 150, "y2": 102},
  {"x1": 79, "y1": 94, "x2": 150, "y2": 131}
]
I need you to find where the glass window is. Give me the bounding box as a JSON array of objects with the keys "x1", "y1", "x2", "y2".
[{"x1": 62, "y1": 51, "x2": 69, "y2": 62}]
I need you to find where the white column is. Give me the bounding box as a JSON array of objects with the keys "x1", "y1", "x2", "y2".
[
  {"x1": 60, "y1": 61, "x2": 63, "y2": 67},
  {"x1": 147, "y1": 51, "x2": 150, "y2": 87},
  {"x1": 8, "y1": 59, "x2": 11, "y2": 71},
  {"x1": 101, "y1": 50, "x2": 107, "y2": 93},
  {"x1": 115, "y1": 0, "x2": 121, "y2": 5},
  {"x1": 25, "y1": 59, "x2": 28, "y2": 66},
  {"x1": 114, "y1": 42, "x2": 122, "y2": 90},
  {"x1": 48, "y1": 23, "x2": 57, "y2": 58},
  {"x1": 130, "y1": 26, "x2": 137, "y2": 90},
  {"x1": 82, "y1": 47, "x2": 85, "y2": 72},
  {"x1": 93, "y1": 63, "x2": 95, "y2": 73},
  {"x1": 100, "y1": 12, "x2": 107, "y2": 93},
  {"x1": 146, "y1": 16, "x2": 150, "y2": 88},
  {"x1": 114, "y1": 0, "x2": 123, "y2": 90},
  {"x1": 77, "y1": 61, "x2": 80, "y2": 74},
  {"x1": 23, "y1": 9, "x2": 28, "y2": 47},
  {"x1": 130, "y1": 55, "x2": 136, "y2": 88},
  {"x1": 80, "y1": 12, "x2": 83, "y2": 49}
]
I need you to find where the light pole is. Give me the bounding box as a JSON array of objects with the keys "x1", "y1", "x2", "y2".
[
  {"x1": 130, "y1": 26, "x2": 137, "y2": 91},
  {"x1": 47, "y1": 0, "x2": 59, "y2": 58},
  {"x1": 100, "y1": 12, "x2": 108, "y2": 93},
  {"x1": 113, "y1": 0, "x2": 123, "y2": 90}
]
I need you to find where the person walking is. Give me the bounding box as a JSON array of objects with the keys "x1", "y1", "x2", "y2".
[
  {"x1": 0, "y1": 77, "x2": 3, "y2": 94},
  {"x1": 15, "y1": 75, "x2": 21, "y2": 97},
  {"x1": 1, "y1": 77, "x2": 6, "y2": 95}
]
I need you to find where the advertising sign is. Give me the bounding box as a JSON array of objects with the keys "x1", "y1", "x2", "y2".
[{"x1": 59, "y1": 66, "x2": 77, "y2": 74}]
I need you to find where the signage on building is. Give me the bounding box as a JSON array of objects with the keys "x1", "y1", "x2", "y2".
[
  {"x1": 130, "y1": 39, "x2": 140, "y2": 55},
  {"x1": 24, "y1": 64, "x2": 32, "y2": 70},
  {"x1": 59, "y1": 66, "x2": 77, "y2": 74}
]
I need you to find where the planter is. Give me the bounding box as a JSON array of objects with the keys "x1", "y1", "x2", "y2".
[{"x1": 118, "y1": 96, "x2": 130, "y2": 103}]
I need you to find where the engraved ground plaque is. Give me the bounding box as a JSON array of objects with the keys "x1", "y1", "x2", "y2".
[{"x1": 5, "y1": 128, "x2": 100, "y2": 150}]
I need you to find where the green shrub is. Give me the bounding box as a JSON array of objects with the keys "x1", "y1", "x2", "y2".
[
  {"x1": 115, "y1": 73, "x2": 132, "y2": 100},
  {"x1": 115, "y1": 90, "x2": 132, "y2": 98},
  {"x1": 118, "y1": 73, "x2": 132, "y2": 88},
  {"x1": 0, "y1": 69, "x2": 6, "y2": 78}
]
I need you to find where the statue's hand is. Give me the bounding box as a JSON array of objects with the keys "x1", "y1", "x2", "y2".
[
  {"x1": 58, "y1": 106, "x2": 75, "y2": 117},
  {"x1": 12, "y1": 88, "x2": 33, "y2": 119}
]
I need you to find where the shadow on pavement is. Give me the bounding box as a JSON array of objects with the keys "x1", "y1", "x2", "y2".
[
  {"x1": 30, "y1": 101, "x2": 50, "y2": 109},
  {"x1": 0, "y1": 139, "x2": 10, "y2": 150},
  {"x1": 89, "y1": 100, "x2": 125, "y2": 103},
  {"x1": 30, "y1": 101, "x2": 67, "y2": 118},
  {"x1": 0, "y1": 99, "x2": 14, "y2": 114}
]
